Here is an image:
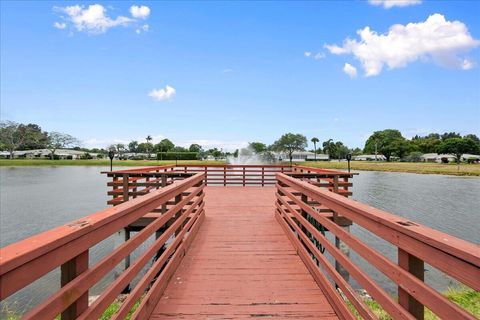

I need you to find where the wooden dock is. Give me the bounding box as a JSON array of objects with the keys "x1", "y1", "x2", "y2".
[
  {"x1": 1, "y1": 164, "x2": 478, "y2": 320},
  {"x1": 152, "y1": 187, "x2": 338, "y2": 319}
]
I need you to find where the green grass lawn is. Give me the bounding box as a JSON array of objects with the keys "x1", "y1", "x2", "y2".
[{"x1": 297, "y1": 160, "x2": 480, "y2": 176}]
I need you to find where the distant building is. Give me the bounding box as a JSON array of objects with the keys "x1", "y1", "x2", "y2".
[
  {"x1": 421, "y1": 153, "x2": 480, "y2": 163},
  {"x1": 353, "y1": 154, "x2": 386, "y2": 161},
  {"x1": 0, "y1": 149, "x2": 100, "y2": 159},
  {"x1": 276, "y1": 151, "x2": 329, "y2": 162}
]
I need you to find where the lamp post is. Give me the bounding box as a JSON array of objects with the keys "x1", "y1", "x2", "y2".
[
  {"x1": 346, "y1": 153, "x2": 352, "y2": 173},
  {"x1": 108, "y1": 150, "x2": 115, "y2": 171}
]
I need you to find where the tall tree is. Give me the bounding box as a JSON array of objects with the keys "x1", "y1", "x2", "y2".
[
  {"x1": 311, "y1": 137, "x2": 319, "y2": 160},
  {"x1": 364, "y1": 129, "x2": 405, "y2": 161},
  {"x1": 116, "y1": 143, "x2": 126, "y2": 158},
  {"x1": 249, "y1": 142, "x2": 267, "y2": 154},
  {"x1": 189, "y1": 143, "x2": 202, "y2": 153},
  {"x1": 19, "y1": 123, "x2": 48, "y2": 150},
  {"x1": 271, "y1": 133, "x2": 307, "y2": 164},
  {"x1": 145, "y1": 135, "x2": 153, "y2": 159},
  {"x1": 47, "y1": 132, "x2": 80, "y2": 159},
  {"x1": 334, "y1": 141, "x2": 350, "y2": 160},
  {"x1": 156, "y1": 139, "x2": 175, "y2": 152},
  {"x1": 0, "y1": 121, "x2": 29, "y2": 158},
  {"x1": 322, "y1": 139, "x2": 336, "y2": 160},
  {"x1": 437, "y1": 138, "x2": 480, "y2": 165},
  {"x1": 441, "y1": 132, "x2": 461, "y2": 141},
  {"x1": 128, "y1": 141, "x2": 139, "y2": 154}
]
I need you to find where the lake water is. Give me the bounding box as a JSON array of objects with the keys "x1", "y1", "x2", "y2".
[{"x1": 1, "y1": 166, "x2": 479, "y2": 313}]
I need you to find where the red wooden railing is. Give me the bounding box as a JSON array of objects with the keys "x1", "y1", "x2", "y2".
[
  {"x1": 104, "y1": 164, "x2": 355, "y2": 205},
  {"x1": 275, "y1": 173, "x2": 479, "y2": 320},
  {"x1": 0, "y1": 173, "x2": 205, "y2": 319}
]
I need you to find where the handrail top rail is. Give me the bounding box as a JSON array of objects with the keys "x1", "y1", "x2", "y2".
[
  {"x1": 0, "y1": 173, "x2": 205, "y2": 275},
  {"x1": 103, "y1": 164, "x2": 353, "y2": 176},
  {"x1": 293, "y1": 165, "x2": 358, "y2": 176},
  {"x1": 276, "y1": 173, "x2": 480, "y2": 267},
  {"x1": 101, "y1": 164, "x2": 176, "y2": 174}
]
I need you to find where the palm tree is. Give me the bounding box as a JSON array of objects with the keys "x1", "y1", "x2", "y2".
[
  {"x1": 322, "y1": 139, "x2": 335, "y2": 160},
  {"x1": 146, "y1": 135, "x2": 152, "y2": 159},
  {"x1": 311, "y1": 137, "x2": 319, "y2": 161}
]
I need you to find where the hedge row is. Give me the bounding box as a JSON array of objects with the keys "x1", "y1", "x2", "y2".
[{"x1": 156, "y1": 152, "x2": 199, "y2": 160}]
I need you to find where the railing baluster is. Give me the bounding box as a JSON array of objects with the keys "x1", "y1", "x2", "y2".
[
  {"x1": 122, "y1": 173, "x2": 129, "y2": 203},
  {"x1": 398, "y1": 248, "x2": 425, "y2": 319},
  {"x1": 61, "y1": 250, "x2": 89, "y2": 320}
]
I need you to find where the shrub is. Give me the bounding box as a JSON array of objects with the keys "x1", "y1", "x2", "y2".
[{"x1": 156, "y1": 152, "x2": 198, "y2": 160}]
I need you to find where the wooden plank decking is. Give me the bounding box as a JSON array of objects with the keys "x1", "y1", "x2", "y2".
[{"x1": 151, "y1": 186, "x2": 339, "y2": 319}]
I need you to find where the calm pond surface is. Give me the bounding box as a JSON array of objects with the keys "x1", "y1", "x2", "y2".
[{"x1": 1, "y1": 166, "x2": 479, "y2": 313}]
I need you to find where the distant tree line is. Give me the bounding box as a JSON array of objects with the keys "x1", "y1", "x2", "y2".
[
  {"x1": 2, "y1": 120, "x2": 479, "y2": 163},
  {"x1": 245, "y1": 130, "x2": 480, "y2": 164}
]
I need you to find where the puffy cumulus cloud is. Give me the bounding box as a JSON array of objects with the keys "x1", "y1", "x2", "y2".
[
  {"x1": 343, "y1": 63, "x2": 357, "y2": 78},
  {"x1": 325, "y1": 14, "x2": 480, "y2": 76},
  {"x1": 149, "y1": 85, "x2": 176, "y2": 101},
  {"x1": 130, "y1": 5, "x2": 150, "y2": 19},
  {"x1": 368, "y1": 0, "x2": 422, "y2": 9},
  {"x1": 314, "y1": 52, "x2": 326, "y2": 60},
  {"x1": 304, "y1": 51, "x2": 312, "y2": 57},
  {"x1": 54, "y1": 4, "x2": 151, "y2": 34},
  {"x1": 54, "y1": 4, "x2": 133, "y2": 34}
]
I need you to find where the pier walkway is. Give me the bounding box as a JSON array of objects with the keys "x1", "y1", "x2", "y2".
[
  {"x1": 1, "y1": 165, "x2": 478, "y2": 320},
  {"x1": 152, "y1": 187, "x2": 337, "y2": 319}
]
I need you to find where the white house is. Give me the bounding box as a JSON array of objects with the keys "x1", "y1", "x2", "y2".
[
  {"x1": 1, "y1": 149, "x2": 100, "y2": 159},
  {"x1": 276, "y1": 151, "x2": 329, "y2": 162},
  {"x1": 420, "y1": 153, "x2": 479, "y2": 163},
  {"x1": 353, "y1": 154, "x2": 386, "y2": 161}
]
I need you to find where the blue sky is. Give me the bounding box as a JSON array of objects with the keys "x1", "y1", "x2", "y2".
[{"x1": 1, "y1": 1, "x2": 479, "y2": 150}]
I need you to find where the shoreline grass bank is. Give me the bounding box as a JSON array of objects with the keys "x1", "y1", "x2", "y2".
[
  {"x1": 1, "y1": 159, "x2": 479, "y2": 176},
  {"x1": 297, "y1": 160, "x2": 480, "y2": 176}
]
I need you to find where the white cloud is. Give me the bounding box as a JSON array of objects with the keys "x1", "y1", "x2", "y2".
[
  {"x1": 53, "y1": 22, "x2": 66, "y2": 29},
  {"x1": 325, "y1": 14, "x2": 480, "y2": 76},
  {"x1": 149, "y1": 85, "x2": 176, "y2": 101},
  {"x1": 314, "y1": 52, "x2": 326, "y2": 60},
  {"x1": 343, "y1": 63, "x2": 357, "y2": 78},
  {"x1": 304, "y1": 51, "x2": 312, "y2": 57},
  {"x1": 54, "y1": 4, "x2": 134, "y2": 34},
  {"x1": 130, "y1": 5, "x2": 150, "y2": 19},
  {"x1": 368, "y1": 0, "x2": 422, "y2": 9}
]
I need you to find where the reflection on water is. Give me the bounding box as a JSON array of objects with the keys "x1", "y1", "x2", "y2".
[{"x1": 1, "y1": 167, "x2": 479, "y2": 313}]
